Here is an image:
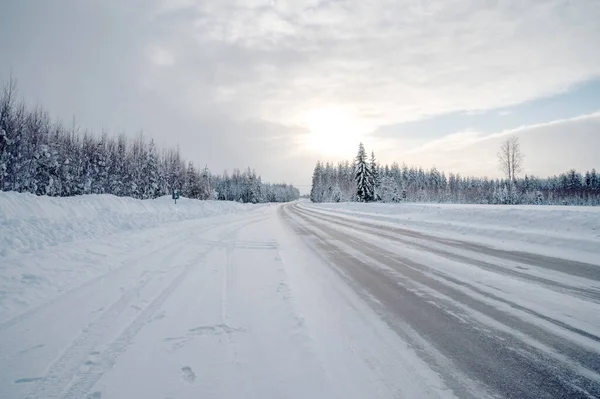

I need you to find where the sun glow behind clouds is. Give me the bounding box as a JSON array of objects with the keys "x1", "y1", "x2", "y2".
[{"x1": 302, "y1": 107, "x2": 369, "y2": 157}]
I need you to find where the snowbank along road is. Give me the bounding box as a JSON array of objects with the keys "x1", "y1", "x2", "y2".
[{"x1": 1, "y1": 195, "x2": 599, "y2": 399}]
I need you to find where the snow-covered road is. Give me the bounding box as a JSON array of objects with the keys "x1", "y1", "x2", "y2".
[
  {"x1": 284, "y1": 202, "x2": 600, "y2": 399},
  {"x1": 1, "y1": 197, "x2": 599, "y2": 398}
]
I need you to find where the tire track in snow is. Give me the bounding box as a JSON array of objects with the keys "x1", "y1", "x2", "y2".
[
  {"x1": 294, "y1": 205, "x2": 600, "y2": 302},
  {"x1": 25, "y1": 238, "x2": 196, "y2": 399},
  {"x1": 297, "y1": 203, "x2": 600, "y2": 282},
  {"x1": 57, "y1": 215, "x2": 269, "y2": 399},
  {"x1": 285, "y1": 205, "x2": 600, "y2": 399},
  {"x1": 294, "y1": 206, "x2": 600, "y2": 345},
  {"x1": 292, "y1": 206, "x2": 600, "y2": 358},
  {"x1": 60, "y1": 247, "x2": 211, "y2": 399},
  {"x1": 0, "y1": 220, "x2": 224, "y2": 331},
  {"x1": 280, "y1": 205, "x2": 497, "y2": 399},
  {"x1": 220, "y1": 230, "x2": 249, "y2": 395}
]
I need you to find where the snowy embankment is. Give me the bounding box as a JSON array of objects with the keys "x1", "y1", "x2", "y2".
[
  {"x1": 0, "y1": 192, "x2": 259, "y2": 321},
  {"x1": 0, "y1": 192, "x2": 256, "y2": 258},
  {"x1": 300, "y1": 201, "x2": 600, "y2": 263}
]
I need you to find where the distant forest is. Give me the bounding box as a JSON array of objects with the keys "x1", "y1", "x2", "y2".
[
  {"x1": 0, "y1": 79, "x2": 299, "y2": 203},
  {"x1": 311, "y1": 143, "x2": 600, "y2": 206}
]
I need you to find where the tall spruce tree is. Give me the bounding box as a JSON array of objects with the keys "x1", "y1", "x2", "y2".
[{"x1": 354, "y1": 143, "x2": 373, "y2": 202}]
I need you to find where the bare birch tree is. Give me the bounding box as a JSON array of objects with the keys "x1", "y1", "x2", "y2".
[{"x1": 498, "y1": 136, "x2": 524, "y2": 181}]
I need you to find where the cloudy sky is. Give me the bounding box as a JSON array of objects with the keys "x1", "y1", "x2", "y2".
[{"x1": 2, "y1": 0, "x2": 599, "y2": 191}]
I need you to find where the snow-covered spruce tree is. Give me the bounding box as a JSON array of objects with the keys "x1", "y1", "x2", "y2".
[
  {"x1": 354, "y1": 143, "x2": 373, "y2": 202},
  {"x1": 308, "y1": 141, "x2": 600, "y2": 205},
  {"x1": 310, "y1": 161, "x2": 324, "y2": 203},
  {"x1": 183, "y1": 161, "x2": 200, "y2": 199},
  {"x1": 379, "y1": 175, "x2": 400, "y2": 203},
  {"x1": 0, "y1": 79, "x2": 26, "y2": 193},
  {"x1": 106, "y1": 134, "x2": 126, "y2": 196},
  {"x1": 199, "y1": 165, "x2": 212, "y2": 200},
  {"x1": 33, "y1": 141, "x2": 59, "y2": 196},
  {"x1": 370, "y1": 151, "x2": 380, "y2": 201},
  {"x1": 0, "y1": 129, "x2": 8, "y2": 191},
  {"x1": 90, "y1": 134, "x2": 110, "y2": 195},
  {"x1": 0, "y1": 79, "x2": 16, "y2": 191},
  {"x1": 143, "y1": 139, "x2": 161, "y2": 199}
]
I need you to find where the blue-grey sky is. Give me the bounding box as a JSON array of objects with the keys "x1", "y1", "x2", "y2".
[{"x1": 2, "y1": 0, "x2": 599, "y2": 190}]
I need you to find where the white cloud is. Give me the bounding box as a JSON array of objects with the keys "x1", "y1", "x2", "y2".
[
  {"x1": 143, "y1": 0, "x2": 600, "y2": 132},
  {"x1": 3, "y1": 0, "x2": 599, "y2": 189}
]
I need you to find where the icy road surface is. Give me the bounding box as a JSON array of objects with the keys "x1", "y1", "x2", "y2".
[{"x1": 1, "y1": 198, "x2": 600, "y2": 398}]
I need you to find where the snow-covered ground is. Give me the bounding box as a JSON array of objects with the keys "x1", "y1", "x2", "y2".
[
  {"x1": 0, "y1": 193, "x2": 258, "y2": 321},
  {"x1": 289, "y1": 201, "x2": 600, "y2": 398},
  {"x1": 303, "y1": 201, "x2": 600, "y2": 264},
  {"x1": 1, "y1": 194, "x2": 599, "y2": 398},
  {"x1": 298, "y1": 201, "x2": 600, "y2": 338},
  {"x1": 0, "y1": 194, "x2": 454, "y2": 399}
]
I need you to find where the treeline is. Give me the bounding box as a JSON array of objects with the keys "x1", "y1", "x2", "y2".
[
  {"x1": 311, "y1": 144, "x2": 600, "y2": 206},
  {"x1": 0, "y1": 80, "x2": 299, "y2": 203}
]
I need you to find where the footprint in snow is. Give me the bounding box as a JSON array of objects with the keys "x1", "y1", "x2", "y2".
[
  {"x1": 14, "y1": 377, "x2": 44, "y2": 384},
  {"x1": 181, "y1": 366, "x2": 196, "y2": 384}
]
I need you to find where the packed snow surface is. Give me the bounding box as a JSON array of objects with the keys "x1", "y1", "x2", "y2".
[
  {"x1": 1, "y1": 194, "x2": 599, "y2": 399},
  {"x1": 0, "y1": 193, "x2": 258, "y2": 321},
  {"x1": 303, "y1": 201, "x2": 600, "y2": 263}
]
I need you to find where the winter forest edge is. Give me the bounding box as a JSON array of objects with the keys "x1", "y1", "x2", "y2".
[
  {"x1": 311, "y1": 142, "x2": 600, "y2": 206},
  {"x1": 0, "y1": 79, "x2": 299, "y2": 203},
  {"x1": 2, "y1": 77, "x2": 598, "y2": 207}
]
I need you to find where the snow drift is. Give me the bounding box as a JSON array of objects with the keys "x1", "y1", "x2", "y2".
[{"x1": 0, "y1": 192, "x2": 258, "y2": 257}]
